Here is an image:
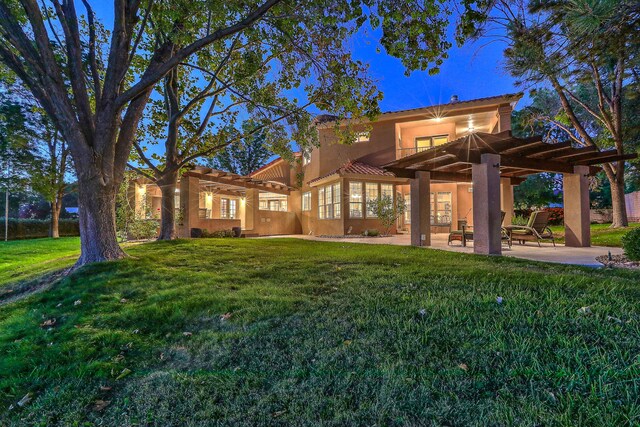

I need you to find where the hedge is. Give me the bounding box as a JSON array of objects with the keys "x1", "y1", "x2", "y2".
[{"x1": 0, "y1": 218, "x2": 80, "y2": 240}]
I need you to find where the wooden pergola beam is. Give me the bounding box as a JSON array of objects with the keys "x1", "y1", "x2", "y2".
[{"x1": 186, "y1": 171, "x2": 290, "y2": 195}]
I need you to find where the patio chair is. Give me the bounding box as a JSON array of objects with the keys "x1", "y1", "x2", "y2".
[
  {"x1": 448, "y1": 211, "x2": 511, "y2": 247},
  {"x1": 505, "y1": 210, "x2": 555, "y2": 247}
]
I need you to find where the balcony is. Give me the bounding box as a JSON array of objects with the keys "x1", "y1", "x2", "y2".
[{"x1": 397, "y1": 146, "x2": 433, "y2": 159}]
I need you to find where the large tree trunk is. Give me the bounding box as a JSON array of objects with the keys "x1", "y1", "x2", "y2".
[
  {"x1": 604, "y1": 162, "x2": 628, "y2": 228},
  {"x1": 157, "y1": 173, "x2": 178, "y2": 240},
  {"x1": 76, "y1": 180, "x2": 126, "y2": 266},
  {"x1": 49, "y1": 201, "x2": 60, "y2": 238},
  {"x1": 610, "y1": 175, "x2": 628, "y2": 228}
]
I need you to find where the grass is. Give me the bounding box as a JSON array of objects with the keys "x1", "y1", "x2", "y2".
[
  {"x1": 0, "y1": 238, "x2": 80, "y2": 288},
  {"x1": 550, "y1": 222, "x2": 640, "y2": 247},
  {"x1": 0, "y1": 238, "x2": 639, "y2": 426}
]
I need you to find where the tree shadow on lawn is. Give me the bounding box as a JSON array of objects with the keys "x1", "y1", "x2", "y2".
[{"x1": 1, "y1": 238, "x2": 640, "y2": 426}]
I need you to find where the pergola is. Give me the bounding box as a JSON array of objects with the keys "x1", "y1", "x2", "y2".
[
  {"x1": 383, "y1": 131, "x2": 637, "y2": 255},
  {"x1": 184, "y1": 167, "x2": 292, "y2": 196}
]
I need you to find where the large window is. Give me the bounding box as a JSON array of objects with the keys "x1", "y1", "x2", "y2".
[
  {"x1": 430, "y1": 191, "x2": 452, "y2": 225},
  {"x1": 415, "y1": 135, "x2": 448, "y2": 152},
  {"x1": 220, "y1": 198, "x2": 237, "y2": 219},
  {"x1": 355, "y1": 131, "x2": 370, "y2": 143},
  {"x1": 365, "y1": 183, "x2": 379, "y2": 217},
  {"x1": 259, "y1": 192, "x2": 288, "y2": 211},
  {"x1": 349, "y1": 182, "x2": 363, "y2": 218},
  {"x1": 318, "y1": 182, "x2": 341, "y2": 219},
  {"x1": 302, "y1": 192, "x2": 311, "y2": 211}
]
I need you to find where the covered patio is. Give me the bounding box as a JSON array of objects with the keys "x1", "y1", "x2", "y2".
[{"x1": 383, "y1": 131, "x2": 637, "y2": 255}]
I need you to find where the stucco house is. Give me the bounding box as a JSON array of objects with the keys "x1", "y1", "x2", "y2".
[
  {"x1": 133, "y1": 90, "x2": 635, "y2": 256},
  {"x1": 133, "y1": 93, "x2": 522, "y2": 240}
]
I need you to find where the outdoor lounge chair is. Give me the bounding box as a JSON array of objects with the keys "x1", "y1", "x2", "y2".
[
  {"x1": 448, "y1": 211, "x2": 511, "y2": 247},
  {"x1": 505, "y1": 210, "x2": 555, "y2": 247}
]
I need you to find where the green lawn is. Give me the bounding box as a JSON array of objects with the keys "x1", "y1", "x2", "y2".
[
  {"x1": 0, "y1": 238, "x2": 80, "y2": 288},
  {"x1": 550, "y1": 222, "x2": 640, "y2": 247},
  {"x1": 1, "y1": 238, "x2": 640, "y2": 425}
]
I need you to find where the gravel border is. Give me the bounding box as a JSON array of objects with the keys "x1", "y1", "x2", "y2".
[{"x1": 596, "y1": 253, "x2": 640, "y2": 269}]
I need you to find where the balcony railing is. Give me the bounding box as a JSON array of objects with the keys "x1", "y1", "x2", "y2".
[{"x1": 397, "y1": 146, "x2": 432, "y2": 159}]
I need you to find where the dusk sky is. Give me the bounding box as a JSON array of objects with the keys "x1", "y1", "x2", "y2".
[{"x1": 90, "y1": 4, "x2": 529, "y2": 114}]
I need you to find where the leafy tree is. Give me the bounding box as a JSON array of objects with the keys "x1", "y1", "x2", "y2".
[
  {"x1": 209, "y1": 127, "x2": 272, "y2": 176},
  {"x1": 0, "y1": 1, "x2": 491, "y2": 265},
  {"x1": 366, "y1": 195, "x2": 406, "y2": 236},
  {"x1": 25, "y1": 112, "x2": 72, "y2": 238},
  {"x1": 0, "y1": 93, "x2": 30, "y2": 239},
  {"x1": 474, "y1": 0, "x2": 640, "y2": 227}
]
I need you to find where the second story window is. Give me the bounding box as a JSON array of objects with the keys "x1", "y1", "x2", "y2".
[
  {"x1": 355, "y1": 132, "x2": 370, "y2": 143},
  {"x1": 415, "y1": 135, "x2": 448, "y2": 152},
  {"x1": 302, "y1": 149, "x2": 311, "y2": 166}
]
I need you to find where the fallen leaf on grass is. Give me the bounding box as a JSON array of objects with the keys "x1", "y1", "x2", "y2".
[
  {"x1": 74, "y1": 300, "x2": 82, "y2": 306},
  {"x1": 343, "y1": 339, "x2": 352, "y2": 346},
  {"x1": 17, "y1": 393, "x2": 32, "y2": 407},
  {"x1": 220, "y1": 313, "x2": 232, "y2": 321},
  {"x1": 115, "y1": 368, "x2": 132, "y2": 380},
  {"x1": 272, "y1": 410, "x2": 286, "y2": 418},
  {"x1": 458, "y1": 363, "x2": 469, "y2": 372},
  {"x1": 93, "y1": 400, "x2": 111, "y2": 411},
  {"x1": 99, "y1": 386, "x2": 112, "y2": 392},
  {"x1": 120, "y1": 298, "x2": 128, "y2": 303},
  {"x1": 496, "y1": 296, "x2": 503, "y2": 304},
  {"x1": 40, "y1": 319, "x2": 56, "y2": 328},
  {"x1": 577, "y1": 306, "x2": 592, "y2": 315},
  {"x1": 607, "y1": 315, "x2": 622, "y2": 324},
  {"x1": 182, "y1": 332, "x2": 192, "y2": 337}
]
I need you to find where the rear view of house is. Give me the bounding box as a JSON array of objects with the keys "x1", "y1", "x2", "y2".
[{"x1": 133, "y1": 93, "x2": 521, "y2": 238}]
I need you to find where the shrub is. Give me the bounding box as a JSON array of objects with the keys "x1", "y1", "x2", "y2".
[
  {"x1": 544, "y1": 207, "x2": 564, "y2": 225},
  {"x1": 127, "y1": 219, "x2": 159, "y2": 240},
  {"x1": 0, "y1": 218, "x2": 79, "y2": 240},
  {"x1": 366, "y1": 195, "x2": 406, "y2": 235},
  {"x1": 511, "y1": 215, "x2": 529, "y2": 226},
  {"x1": 621, "y1": 228, "x2": 640, "y2": 261},
  {"x1": 362, "y1": 229, "x2": 379, "y2": 237},
  {"x1": 203, "y1": 229, "x2": 235, "y2": 238}
]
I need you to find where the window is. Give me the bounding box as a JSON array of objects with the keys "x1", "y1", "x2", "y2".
[
  {"x1": 405, "y1": 196, "x2": 411, "y2": 224},
  {"x1": 381, "y1": 183, "x2": 394, "y2": 200},
  {"x1": 349, "y1": 182, "x2": 363, "y2": 218},
  {"x1": 259, "y1": 192, "x2": 288, "y2": 211},
  {"x1": 430, "y1": 191, "x2": 452, "y2": 225},
  {"x1": 355, "y1": 131, "x2": 370, "y2": 143},
  {"x1": 302, "y1": 192, "x2": 311, "y2": 211},
  {"x1": 365, "y1": 183, "x2": 379, "y2": 217},
  {"x1": 302, "y1": 149, "x2": 311, "y2": 166},
  {"x1": 318, "y1": 182, "x2": 341, "y2": 219},
  {"x1": 415, "y1": 134, "x2": 448, "y2": 152},
  {"x1": 220, "y1": 198, "x2": 237, "y2": 219}
]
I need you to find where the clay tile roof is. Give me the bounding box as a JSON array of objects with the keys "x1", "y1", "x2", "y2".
[{"x1": 308, "y1": 161, "x2": 395, "y2": 185}]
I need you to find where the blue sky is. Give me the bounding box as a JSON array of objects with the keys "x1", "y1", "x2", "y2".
[{"x1": 349, "y1": 27, "x2": 528, "y2": 113}]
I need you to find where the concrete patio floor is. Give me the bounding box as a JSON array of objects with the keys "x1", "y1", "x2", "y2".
[{"x1": 261, "y1": 233, "x2": 622, "y2": 267}]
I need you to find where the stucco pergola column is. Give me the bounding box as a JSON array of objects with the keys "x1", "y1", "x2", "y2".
[
  {"x1": 500, "y1": 177, "x2": 514, "y2": 226},
  {"x1": 410, "y1": 171, "x2": 430, "y2": 247},
  {"x1": 472, "y1": 153, "x2": 502, "y2": 255},
  {"x1": 180, "y1": 175, "x2": 200, "y2": 235},
  {"x1": 563, "y1": 165, "x2": 591, "y2": 247},
  {"x1": 244, "y1": 189, "x2": 259, "y2": 231}
]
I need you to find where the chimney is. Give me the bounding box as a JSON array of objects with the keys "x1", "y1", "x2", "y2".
[{"x1": 450, "y1": 95, "x2": 459, "y2": 103}]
